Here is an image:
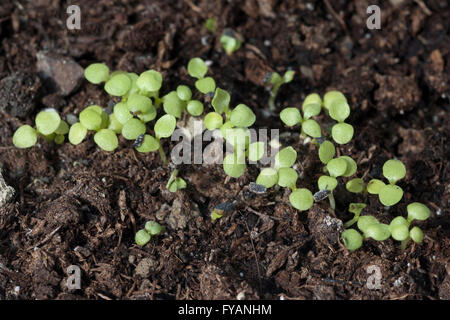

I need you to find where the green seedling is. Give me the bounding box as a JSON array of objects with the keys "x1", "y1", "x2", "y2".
[
  {"x1": 94, "y1": 129, "x2": 119, "y2": 152},
  {"x1": 223, "y1": 152, "x2": 246, "y2": 178},
  {"x1": 279, "y1": 93, "x2": 358, "y2": 212},
  {"x1": 277, "y1": 167, "x2": 298, "y2": 188},
  {"x1": 166, "y1": 169, "x2": 187, "y2": 193},
  {"x1": 205, "y1": 18, "x2": 216, "y2": 33},
  {"x1": 321, "y1": 155, "x2": 358, "y2": 209},
  {"x1": 364, "y1": 223, "x2": 391, "y2": 241},
  {"x1": 68, "y1": 123, "x2": 88, "y2": 145},
  {"x1": 268, "y1": 70, "x2": 295, "y2": 111},
  {"x1": 195, "y1": 77, "x2": 216, "y2": 94},
  {"x1": 135, "y1": 230, "x2": 151, "y2": 246},
  {"x1": 289, "y1": 188, "x2": 314, "y2": 211},
  {"x1": 230, "y1": 104, "x2": 256, "y2": 128},
  {"x1": 84, "y1": 63, "x2": 110, "y2": 84},
  {"x1": 341, "y1": 229, "x2": 363, "y2": 251},
  {"x1": 369, "y1": 159, "x2": 406, "y2": 206},
  {"x1": 186, "y1": 100, "x2": 204, "y2": 117},
  {"x1": 176, "y1": 85, "x2": 192, "y2": 101},
  {"x1": 163, "y1": 91, "x2": 185, "y2": 118},
  {"x1": 322, "y1": 91, "x2": 354, "y2": 144},
  {"x1": 145, "y1": 221, "x2": 165, "y2": 235},
  {"x1": 342, "y1": 202, "x2": 431, "y2": 251},
  {"x1": 154, "y1": 114, "x2": 177, "y2": 164},
  {"x1": 135, "y1": 221, "x2": 164, "y2": 246},
  {"x1": 211, "y1": 202, "x2": 235, "y2": 221},
  {"x1": 318, "y1": 140, "x2": 335, "y2": 164},
  {"x1": 346, "y1": 178, "x2": 364, "y2": 193},
  {"x1": 280, "y1": 108, "x2": 301, "y2": 127},
  {"x1": 136, "y1": 70, "x2": 163, "y2": 93},
  {"x1": 280, "y1": 94, "x2": 325, "y2": 139},
  {"x1": 211, "y1": 87, "x2": 231, "y2": 114},
  {"x1": 36, "y1": 109, "x2": 61, "y2": 135},
  {"x1": 222, "y1": 127, "x2": 250, "y2": 152},
  {"x1": 342, "y1": 215, "x2": 391, "y2": 251},
  {"x1": 220, "y1": 29, "x2": 242, "y2": 55},
  {"x1": 135, "y1": 134, "x2": 160, "y2": 153},
  {"x1": 13, "y1": 109, "x2": 71, "y2": 148},
  {"x1": 317, "y1": 175, "x2": 337, "y2": 209},
  {"x1": 248, "y1": 141, "x2": 265, "y2": 162},
  {"x1": 211, "y1": 208, "x2": 224, "y2": 220},
  {"x1": 409, "y1": 226, "x2": 424, "y2": 244},
  {"x1": 105, "y1": 73, "x2": 131, "y2": 96},
  {"x1": 13, "y1": 62, "x2": 432, "y2": 253},
  {"x1": 188, "y1": 57, "x2": 208, "y2": 79},
  {"x1": 108, "y1": 114, "x2": 124, "y2": 134},
  {"x1": 302, "y1": 94, "x2": 322, "y2": 119},
  {"x1": 274, "y1": 146, "x2": 297, "y2": 169},
  {"x1": 122, "y1": 118, "x2": 146, "y2": 140},
  {"x1": 12, "y1": 125, "x2": 37, "y2": 149},
  {"x1": 204, "y1": 112, "x2": 223, "y2": 130},
  {"x1": 388, "y1": 202, "x2": 431, "y2": 249},
  {"x1": 256, "y1": 168, "x2": 278, "y2": 188},
  {"x1": 331, "y1": 122, "x2": 354, "y2": 145},
  {"x1": 77, "y1": 105, "x2": 118, "y2": 151},
  {"x1": 344, "y1": 203, "x2": 367, "y2": 228}
]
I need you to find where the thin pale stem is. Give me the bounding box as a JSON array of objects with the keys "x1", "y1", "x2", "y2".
[
  {"x1": 157, "y1": 138, "x2": 168, "y2": 165},
  {"x1": 268, "y1": 84, "x2": 281, "y2": 111},
  {"x1": 328, "y1": 192, "x2": 336, "y2": 210},
  {"x1": 400, "y1": 238, "x2": 410, "y2": 250},
  {"x1": 166, "y1": 169, "x2": 179, "y2": 189},
  {"x1": 344, "y1": 213, "x2": 360, "y2": 228}
]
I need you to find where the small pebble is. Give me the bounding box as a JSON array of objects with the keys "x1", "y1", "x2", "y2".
[
  {"x1": 66, "y1": 113, "x2": 78, "y2": 125},
  {"x1": 215, "y1": 202, "x2": 234, "y2": 212},
  {"x1": 249, "y1": 182, "x2": 267, "y2": 194},
  {"x1": 314, "y1": 189, "x2": 331, "y2": 202}
]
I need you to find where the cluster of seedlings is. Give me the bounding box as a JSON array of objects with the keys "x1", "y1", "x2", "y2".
[
  {"x1": 12, "y1": 57, "x2": 431, "y2": 251},
  {"x1": 342, "y1": 201, "x2": 431, "y2": 251}
]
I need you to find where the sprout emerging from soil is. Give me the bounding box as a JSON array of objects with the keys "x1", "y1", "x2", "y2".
[
  {"x1": 13, "y1": 109, "x2": 70, "y2": 148},
  {"x1": 254, "y1": 146, "x2": 315, "y2": 211},
  {"x1": 135, "y1": 221, "x2": 164, "y2": 246},
  {"x1": 342, "y1": 229, "x2": 363, "y2": 251},
  {"x1": 342, "y1": 202, "x2": 431, "y2": 251},
  {"x1": 11, "y1": 58, "x2": 432, "y2": 253},
  {"x1": 278, "y1": 91, "x2": 360, "y2": 211},
  {"x1": 342, "y1": 215, "x2": 391, "y2": 251},
  {"x1": 220, "y1": 29, "x2": 242, "y2": 55},
  {"x1": 205, "y1": 18, "x2": 216, "y2": 33},
  {"x1": 268, "y1": 70, "x2": 295, "y2": 111},
  {"x1": 166, "y1": 169, "x2": 187, "y2": 192},
  {"x1": 368, "y1": 159, "x2": 406, "y2": 206},
  {"x1": 211, "y1": 202, "x2": 235, "y2": 221},
  {"x1": 389, "y1": 202, "x2": 431, "y2": 249}
]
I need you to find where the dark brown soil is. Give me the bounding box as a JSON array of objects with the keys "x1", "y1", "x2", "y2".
[{"x1": 0, "y1": 0, "x2": 449, "y2": 300}]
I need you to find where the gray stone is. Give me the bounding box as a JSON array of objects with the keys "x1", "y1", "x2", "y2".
[
  {"x1": 135, "y1": 257, "x2": 158, "y2": 278},
  {"x1": 0, "y1": 171, "x2": 14, "y2": 208},
  {"x1": 36, "y1": 51, "x2": 84, "y2": 96}
]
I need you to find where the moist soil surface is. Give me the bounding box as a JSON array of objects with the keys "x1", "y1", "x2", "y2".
[{"x1": 0, "y1": 0, "x2": 449, "y2": 300}]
